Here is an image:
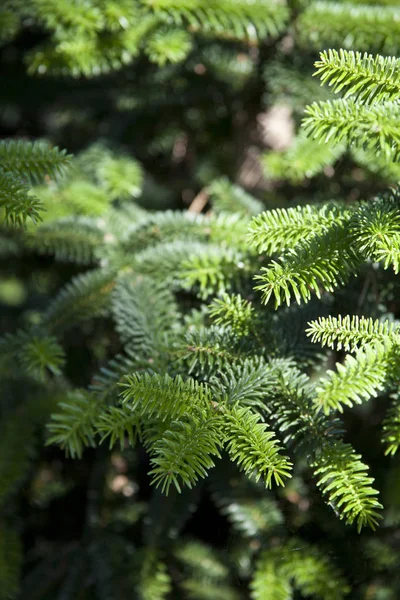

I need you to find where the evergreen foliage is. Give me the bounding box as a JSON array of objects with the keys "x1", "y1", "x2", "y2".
[{"x1": 3, "y1": 0, "x2": 400, "y2": 598}]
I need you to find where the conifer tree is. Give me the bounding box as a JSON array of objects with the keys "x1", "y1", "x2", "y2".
[{"x1": 2, "y1": 1, "x2": 400, "y2": 599}]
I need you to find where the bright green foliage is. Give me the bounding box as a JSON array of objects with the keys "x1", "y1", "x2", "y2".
[
  {"x1": 248, "y1": 203, "x2": 348, "y2": 255},
  {"x1": 145, "y1": 28, "x2": 192, "y2": 66},
  {"x1": 314, "y1": 49, "x2": 400, "y2": 103},
  {"x1": 225, "y1": 405, "x2": 292, "y2": 487},
  {"x1": 351, "y1": 195, "x2": 400, "y2": 273},
  {"x1": 313, "y1": 441, "x2": 382, "y2": 532},
  {"x1": 0, "y1": 173, "x2": 43, "y2": 227},
  {"x1": 120, "y1": 373, "x2": 212, "y2": 422},
  {"x1": 255, "y1": 223, "x2": 360, "y2": 307},
  {"x1": 314, "y1": 339, "x2": 397, "y2": 414},
  {"x1": 209, "y1": 293, "x2": 255, "y2": 336},
  {"x1": 250, "y1": 188, "x2": 400, "y2": 307},
  {"x1": 18, "y1": 0, "x2": 289, "y2": 77},
  {"x1": 135, "y1": 551, "x2": 172, "y2": 600},
  {"x1": 306, "y1": 315, "x2": 399, "y2": 352},
  {"x1": 303, "y1": 98, "x2": 400, "y2": 160}
]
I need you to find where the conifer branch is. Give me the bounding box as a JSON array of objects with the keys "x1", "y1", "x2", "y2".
[
  {"x1": 224, "y1": 405, "x2": 292, "y2": 488},
  {"x1": 314, "y1": 49, "x2": 400, "y2": 103}
]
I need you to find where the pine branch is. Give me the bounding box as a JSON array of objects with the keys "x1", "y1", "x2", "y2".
[
  {"x1": 210, "y1": 357, "x2": 272, "y2": 409},
  {"x1": 94, "y1": 405, "x2": 142, "y2": 450},
  {"x1": 111, "y1": 275, "x2": 178, "y2": 352},
  {"x1": 44, "y1": 268, "x2": 116, "y2": 332},
  {"x1": 250, "y1": 562, "x2": 291, "y2": 600},
  {"x1": 179, "y1": 246, "x2": 252, "y2": 299},
  {"x1": 134, "y1": 550, "x2": 171, "y2": 600},
  {"x1": 209, "y1": 293, "x2": 255, "y2": 336},
  {"x1": 182, "y1": 324, "x2": 253, "y2": 376},
  {"x1": 145, "y1": 27, "x2": 192, "y2": 66}
]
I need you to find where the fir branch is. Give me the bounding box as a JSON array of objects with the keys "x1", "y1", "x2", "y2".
[
  {"x1": 120, "y1": 373, "x2": 212, "y2": 422},
  {"x1": 111, "y1": 275, "x2": 177, "y2": 352},
  {"x1": 314, "y1": 340, "x2": 396, "y2": 414},
  {"x1": 210, "y1": 357, "x2": 272, "y2": 409},
  {"x1": 46, "y1": 390, "x2": 102, "y2": 458},
  {"x1": 25, "y1": 216, "x2": 105, "y2": 264},
  {"x1": 313, "y1": 441, "x2": 382, "y2": 532},
  {"x1": 255, "y1": 223, "x2": 361, "y2": 308},
  {"x1": 145, "y1": 27, "x2": 192, "y2": 66},
  {"x1": 148, "y1": 410, "x2": 224, "y2": 494},
  {"x1": 209, "y1": 293, "x2": 255, "y2": 336},
  {"x1": 224, "y1": 405, "x2": 292, "y2": 488},
  {"x1": 44, "y1": 268, "x2": 116, "y2": 332},
  {"x1": 94, "y1": 405, "x2": 141, "y2": 450},
  {"x1": 248, "y1": 202, "x2": 349, "y2": 255},
  {"x1": 0, "y1": 172, "x2": 43, "y2": 227},
  {"x1": 182, "y1": 325, "x2": 253, "y2": 376},
  {"x1": 306, "y1": 315, "x2": 399, "y2": 353},
  {"x1": 302, "y1": 98, "x2": 400, "y2": 160},
  {"x1": 314, "y1": 49, "x2": 400, "y2": 104},
  {"x1": 350, "y1": 194, "x2": 400, "y2": 273},
  {"x1": 0, "y1": 140, "x2": 71, "y2": 183}
]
